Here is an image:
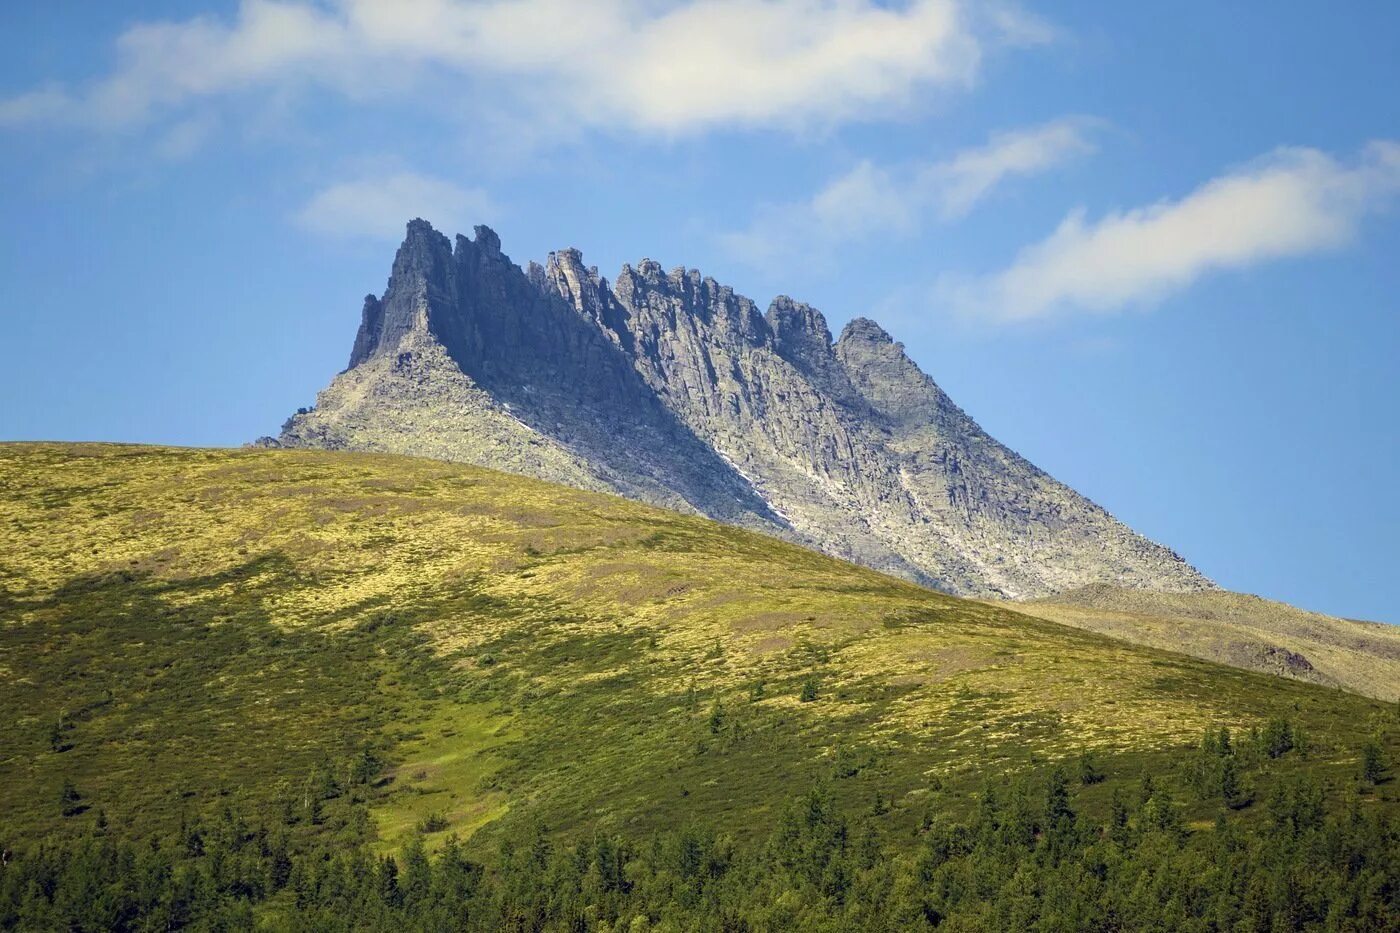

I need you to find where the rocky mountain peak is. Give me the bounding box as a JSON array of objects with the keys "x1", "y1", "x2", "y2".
[
  {"x1": 282, "y1": 219, "x2": 1214, "y2": 600},
  {"x1": 837, "y1": 316, "x2": 896, "y2": 347},
  {"x1": 764, "y1": 296, "x2": 861, "y2": 404},
  {"x1": 545, "y1": 246, "x2": 586, "y2": 270},
  {"x1": 404, "y1": 216, "x2": 448, "y2": 245},
  {"x1": 836, "y1": 314, "x2": 963, "y2": 430},
  {"x1": 613, "y1": 256, "x2": 770, "y2": 345},
  {"x1": 540, "y1": 246, "x2": 629, "y2": 345},
  {"x1": 542, "y1": 247, "x2": 593, "y2": 298},
  {"x1": 767, "y1": 296, "x2": 833, "y2": 349},
  {"x1": 346, "y1": 219, "x2": 454, "y2": 368},
  {"x1": 451, "y1": 225, "x2": 511, "y2": 270},
  {"x1": 472, "y1": 224, "x2": 502, "y2": 255}
]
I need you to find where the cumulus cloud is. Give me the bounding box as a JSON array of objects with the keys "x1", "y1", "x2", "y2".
[
  {"x1": 947, "y1": 141, "x2": 1400, "y2": 322},
  {"x1": 721, "y1": 118, "x2": 1096, "y2": 266},
  {"x1": 294, "y1": 172, "x2": 498, "y2": 240},
  {"x1": 0, "y1": 0, "x2": 1043, "y2": 137}
]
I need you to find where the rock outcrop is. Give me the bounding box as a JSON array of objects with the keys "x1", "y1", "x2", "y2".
[{"x1": 270, "y1": 220, "x2": 1212, "y2": 598}]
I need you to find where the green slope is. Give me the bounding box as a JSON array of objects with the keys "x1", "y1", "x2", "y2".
[
  {"x1": 1004, "y1": 584, "x2": 1400, "y2": 701},
  {"x1": 4, "y1": 442, "x2": 1399, "y2": 929},
  {"x1": 2, "y1": 442, "x2": 1396, "y2": 860}
]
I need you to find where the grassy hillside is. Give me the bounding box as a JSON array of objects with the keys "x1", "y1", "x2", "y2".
[
  {"x1": 1006, "y1": 584, "x2": 1400, "y2": 701},
  {"x1": 2, "y1": 444, "x2": 1399, "y2": 928}
]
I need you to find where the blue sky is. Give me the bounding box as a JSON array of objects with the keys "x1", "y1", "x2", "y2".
[{"x1": 1, "y1": 1, "x2": 1397, "y2": 621}]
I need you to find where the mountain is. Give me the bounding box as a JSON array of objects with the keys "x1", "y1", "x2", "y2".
[
  {"x1": 5, "y1": 443, "x2": 1397, "y2": 928},
  {"x1": 265, "y1": 220, "x2": 1210, "y2": 599},
  {"x1": 1004, "y1": 584, "x2": 1400, "y2": 701}
]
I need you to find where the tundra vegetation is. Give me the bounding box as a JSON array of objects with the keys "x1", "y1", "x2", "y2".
[{"x1": 1, "y1": 444, "x2": 1397, "y2": 930}]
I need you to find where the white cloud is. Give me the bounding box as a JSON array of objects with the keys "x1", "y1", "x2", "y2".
[
  {"x1": 935, "y1": 118, "x2": 1098, "y2": 219},
  {"x1": 984, "y1": 3, "x2": 1059, "y2": 46},
  {"x1": 948, "y1": 141, "x2": 1400, "y2": 322},
  {"x1": 720, "y1": 118, "x2": 1096, "y2": 266},
  {"x1": 0, "y1": 0, "x2": 1044, "y2": 137},
  {"x1": 294, "y1": 173, "x2": 498, "y2": 240}
]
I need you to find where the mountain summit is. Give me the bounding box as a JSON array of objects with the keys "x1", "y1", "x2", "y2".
[{"x1": 267, "y1": 219, "x2": 1210, "y2": 598}]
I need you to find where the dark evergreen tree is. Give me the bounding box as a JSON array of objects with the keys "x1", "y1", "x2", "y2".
[{"x1": 1361, "y1": 739, "x2": 1388, "y2": 785}]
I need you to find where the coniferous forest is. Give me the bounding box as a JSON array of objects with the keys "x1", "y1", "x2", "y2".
[{"x1": 5, "y1": 723, "x2": 1399, "y2": 931}]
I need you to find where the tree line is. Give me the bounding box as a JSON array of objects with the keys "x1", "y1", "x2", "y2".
[{"x1": 3, "y1": 723, "x2": 1397, "y2": 931}]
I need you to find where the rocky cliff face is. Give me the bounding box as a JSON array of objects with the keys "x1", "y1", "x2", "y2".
[{"x1": 269, "y1": 219, "x2": 1212, "y2": 598}]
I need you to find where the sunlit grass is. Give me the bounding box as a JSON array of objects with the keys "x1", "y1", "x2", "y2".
[{"x1": 2, "y1": 441, "x2": 1396, "y2": 853}]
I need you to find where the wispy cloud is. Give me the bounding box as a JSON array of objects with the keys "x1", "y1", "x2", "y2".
[
  {"x1": 0, "y1": 87, "x2": 72, "y2": 124},
  {"x1": 721, "y1": 117, "x2": 1097, "y2": 266},
  {"x1": 935, "y1": 119, "x2": 1099, "y2": 219},
  {"x1": 153, "y1": 115, "x2": 219, "y2": 161},
  {"x1": 946, "y1": 141, "x2": 1400, "y2": 322},
  {"x1": 0, "y1": 0, "x2": 1048, "y2": 139},
  {"x1": 294, "y1": 172, "x2": 498, "y2": 240}
]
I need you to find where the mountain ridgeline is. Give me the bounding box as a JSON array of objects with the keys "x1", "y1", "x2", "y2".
[{"x1": 270, "y1": 220, "x2": 1209, "y2": 599}]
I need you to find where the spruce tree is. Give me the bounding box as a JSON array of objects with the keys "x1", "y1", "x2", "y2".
[{"x1": 1361, "y1": 739, "x2": 1387, "y2": 785}]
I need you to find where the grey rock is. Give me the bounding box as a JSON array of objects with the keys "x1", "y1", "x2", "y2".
[{"x1": 275, "y1": 219, "x2": 1214, "y2": 599}]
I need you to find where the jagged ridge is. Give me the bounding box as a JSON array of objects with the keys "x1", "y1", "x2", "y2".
[{"x1": 269, "y1": 220, "x2": 1212, "y2": 598}]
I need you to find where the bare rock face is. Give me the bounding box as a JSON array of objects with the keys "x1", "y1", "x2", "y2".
[
  {"x1": 282, "y1": 222, "x2": 781, "y2": 530},
  {"x1": 276, "y1": 219, "x2": 1213, "y2": 598}
]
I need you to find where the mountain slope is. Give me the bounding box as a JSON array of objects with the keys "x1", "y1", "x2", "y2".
[
  {"x1": 1007, "y1": 584, "x2": 1400, "y2": 701},
  {"x1": 1, "y1": 443, "x2": 1391, "y2": 857},
  {"x1": 269, "y1": 220, "x2": 1209, "y2": 599}
]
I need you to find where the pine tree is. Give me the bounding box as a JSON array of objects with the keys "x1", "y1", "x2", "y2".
[
  {"x1": 1109, "y1": 788, "x2": 1131, "y2": 845},
  {"x1": 1221, "y1": 755, "x2": 1248, "y2": 810},
  {"x1": 351, "y1": 745, "x2": 384, "y2": 785},
  {"x1": 1360, "y1": 739, "x2": 1387, "y2": 785},
  {"x1": 401, "y1": 837, "x2": 432, "y2": 911},
  {"x1": 1045, "y1": 768, "x2": 1074, "y2": 825},
  {"x1": 59, "y1": 780, "x2": 82, "y2": 817},
  {"x1": 1260, "y1": 718, "x2": 1295, "y2": 759},
  {"x1": 378, "y1": 854, "x2": 402, "y2": 907},
  {"x1": 1077, "y1": 753, "x2": 1104, "y2": 785},
  {"x1": 707, "y1": 700, "x2": 725, "y2": 735}
]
